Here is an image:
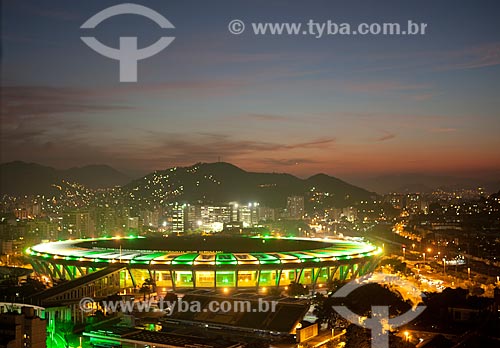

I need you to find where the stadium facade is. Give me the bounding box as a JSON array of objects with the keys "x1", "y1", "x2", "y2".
[{"x1": 27, "y1": 236, "x2": 382, "y2": 290}]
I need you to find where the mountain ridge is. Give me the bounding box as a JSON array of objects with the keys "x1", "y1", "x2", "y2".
[
  {"x1": 2, "y1": 161, "x2": 497, "y2": 198},
  {"x1": 122, "y1": 162, "x2": 377, "y2": 208},
  {"x1": 350, "y1": 173, "x2": 500, "y2": 194},
  {"x1": 0, "y1": 161, "x2": 131, "y2": 195}
]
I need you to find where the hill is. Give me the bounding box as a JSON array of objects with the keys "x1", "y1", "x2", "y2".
[
  {"x1": 0, "y1": 161, "x2": 131, "y2": 195},
  {"x1": 123, "y1": 162, "x2": 376, "y2": 208},
  {"x1": 0, "y1": 161, "x2": 376, "y2": 207},
  {"x1": 351, "y1": 173, "x2": 500, "y2": 194}
]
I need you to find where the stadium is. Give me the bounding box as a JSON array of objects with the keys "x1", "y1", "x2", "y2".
[{"x1": 27, "y1": 236, "x2": 382, "y2": 290}]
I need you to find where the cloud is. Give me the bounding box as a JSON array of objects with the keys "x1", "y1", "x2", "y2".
[
  {"x1": 14, "y1": 2, "x2": 81, "y2": 22},
  {"x1": 120, "y1": 132, "x2": 335, "y2": 171},
  {"x1": 0, "y1": 85, "x2": 133, "y2": 159},
  {"x1": 342, "y1": 42, "x2": 500, "y2": 75},
  {"x1": 344, "y1": 80, "x2": 435, "y2": 101},
  {"x1": 290, "y1": 138, "x2": 335, "y2": 149},
  {"x1": 346, "y1": 81, "x2": 429, "y2": 94},
  {"x1": 409, "y1": 93, "x2": 435, "y2": 101},
  {"x1": 1, "y1": 86, "x2": 133, "y2": 120},
  {"x1": 36, "y1": 9, "x2": 81, "y2": 21},
  {"x1": 260, "y1": 158, "x2": 319, "y2": 166},
  {"x1": 147, "y1": 132, "x2": 334, "y2": 155},
  {"x1": 375, "y1": 132, "x2": 397, "y2": 142},
  {"x1": 1, "y1": 126, "x2": 335, "y2": 174},
  {"x1": 441, "y1": 42, "x2": 500, "y2": 70},
  {"x1": 112, "y1": 80, "x2": 245, "y2": 94},
  {"x1": 0, "y1": 85, "x2": 337, "y2": 173},
  {"x1": 243, "y1": 113, "x2": 290, "y2": 122},
  {"x1": 429, "y1": 127, "x2": 458, "y2": 133},
  {"x1": 0, "y1": 80, "x2": 245, "y2": 124}
]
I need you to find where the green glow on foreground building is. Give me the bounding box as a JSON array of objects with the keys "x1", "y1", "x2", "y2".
[{"x1": 27, "y1": 236, "x2": 382, "y2": 290}]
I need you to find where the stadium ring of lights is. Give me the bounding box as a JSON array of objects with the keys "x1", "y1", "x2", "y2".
[{"x1": 27, "y1": 236, "x2": 382, "y2": 290}]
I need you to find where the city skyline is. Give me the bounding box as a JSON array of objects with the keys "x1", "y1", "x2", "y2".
[{"x1": 2, "y1": 0, "x2": 500, "y2": 181}]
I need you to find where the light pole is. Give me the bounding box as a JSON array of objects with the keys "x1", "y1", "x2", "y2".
[
  {"x1": 402, "y1": 247, "x2": 406, "y2": 260},
  {"x1": 442, "y1": 258, "x2": 446, "y2": 274},
  {"x1": 423, "y1": 252, "x2": 426, "y2": 265},
  {"x1": 467, "y1": 267, "x2": 471, "y2": 280}
]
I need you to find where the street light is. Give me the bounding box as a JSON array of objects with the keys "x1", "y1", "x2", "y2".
[
  {"x1": 404, "y1": 331, "x2": 410, "y2": 342},
  {"x1": 423, "y1": 252, "x2": 426, "y2": 265},
  {"x1": 442, "y1": 258, "x2": 446, "y2": 274},
  {"x1": 402, "y1": 247, "x2": 406, "y2": 260},
  {"x1": 467, "y1": 267, "x2": 471, "y2": 280}
]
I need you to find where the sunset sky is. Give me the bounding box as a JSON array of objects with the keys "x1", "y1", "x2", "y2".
[{"x1": 2, "y1": 0, "x2": 500, "y2": 180}]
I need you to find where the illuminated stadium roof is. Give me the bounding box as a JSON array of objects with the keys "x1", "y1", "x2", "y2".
[{"x1": 27, "y1": 235, "x2": 381, "y2": 267}]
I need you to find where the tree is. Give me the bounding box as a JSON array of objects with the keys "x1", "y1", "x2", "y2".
[
  {"x1": 139, "y1": 279, "x2": 154, "y2": 300},
  {"x1": 143, "y1": 277, "x2": 156, "y2": 292},
  {"x1": 470, "y1": 286, "x2": 485, "y2": 296},
  {"x1": 56, "y1": 320, "x2": 74, "y2": 348},
  {"x1": 99, "y1": 293, "x2": 122, "y2": 314},
  {"x1": 344, "y1": 325, "x2": 371, "y2": 348},
  {"x1": 344, "y1": 324, "x2": 416, "y2": 348},
  {"x1": 394, "y1": 261, "x2": 407, "y2": 274},
  {"x1": 287, "y1": 281, "x2": 309, "y2": 296},
  {"x1": 268, "y1": 287, "x2": 282, "y2": 297},
  {"x1": 326, "y1": 278, "x2": 346, "y2": 292},
  {"x1": 163, "y1": 292, "x2": 178, "y2": 302},
  {"x1": 312, "y1": 293, "x2": 347, "y2": 329}
]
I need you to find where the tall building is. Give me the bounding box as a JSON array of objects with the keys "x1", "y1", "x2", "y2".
[
  {"x1": 61, "y1": 210, "x2": 93, "y2": 238},
  {"x1": 141, "y1": 208, "x2": 160, "y2": 228},
  {"x1": 92, "y1": 207, "x2": 124, "y2": 236},
  {"x1": 383, "y1": 193, "x2": 404, "y2": 210},
  {"x1": 203, "y1": 205, "x2": 232, "y2": 223},
  {"x1": 230, "y1": 202, "x2": 239, "y2": 222},
  {"x1": 184, "y1": 204, "x2": 201, "y2": 231},
  {"x1": 287, "y1": 196, "x2": 304, "y2": 219},
  {"x1": 238, "y1": 203, "x2": 260, "y2": 227},
  {"x1": 184, "y1": 204, "x2": 241, "y2": 232},
  {"x1": 126, "y1": 217, "x2": 139, "y2": 230},
  {"x1": 404, "y1": 193, "x2": 429, "y2": 214},
  {"x1": 171, "y1": 203, "x2": 185, "y2": 234},
  {"x1": 25, "y1": 219, "x2": 58, "y2": 240},
  {"x1": 168, "y1": 202, "x2": 264, "y2": 232},
  {"x1": 183, "y1": 205, "x2": 233, "y2": 232},
  {"x1": 116, "y1": 206, "x2": 131, "y2": 231},
  {"x1": 330, "y1": 206, "x2": 358, "y2": 222},
  {"x1": 0, "y1": 240, "x2": 13, "y2": 255},
  {"x1": 0, "y1": 306, "x2": 46, "y2": 348},
  {"x1": 258, "y1": 206, "x2": 276, "y2": 222}
]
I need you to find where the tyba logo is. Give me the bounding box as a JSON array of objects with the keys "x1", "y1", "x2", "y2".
[
  {"x1": 331, "y1": 273, "x2": 426, "y2": 348},
  {"x1": 81, "y1": 3, "x2": 175, "y2": 82}
]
